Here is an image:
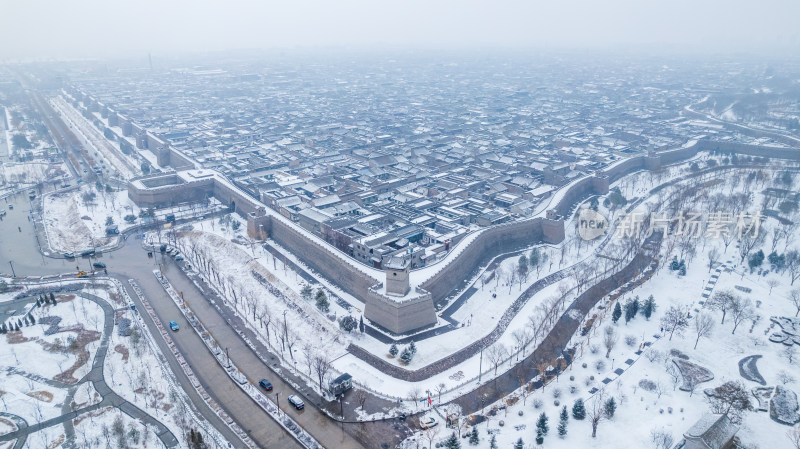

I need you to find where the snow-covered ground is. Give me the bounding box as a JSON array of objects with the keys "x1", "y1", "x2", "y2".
[
  {"x1": 0, "y1": 280, "x2": 229, "y2": 448},
  {"x1": 404, "y1": 162, "x2": 800, "y2": 448},
  {"x1": 41, "y1": 184, "x2": 138, "y2": 252}
]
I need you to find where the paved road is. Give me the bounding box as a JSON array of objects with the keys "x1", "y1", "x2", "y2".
[
  {"x1": 0, "y1": 292, "x2": 179, "y2": 448},
  {"x1": 130, "y1": 246, "x2": 367, "y2": 448}
]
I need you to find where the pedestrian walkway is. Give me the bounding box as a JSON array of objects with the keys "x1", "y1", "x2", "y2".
[{"x1": 0, "y1": 291, "x2": 179, "y2": 448}]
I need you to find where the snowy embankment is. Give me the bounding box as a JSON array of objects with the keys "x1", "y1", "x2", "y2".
[{"x1": 42, "y1": 185, "x2": 139, "y2": 253}]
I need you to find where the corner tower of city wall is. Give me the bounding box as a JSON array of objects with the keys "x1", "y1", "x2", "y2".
[{"x1": 365, "y1": 287, "x2": 437, "y2": 334}]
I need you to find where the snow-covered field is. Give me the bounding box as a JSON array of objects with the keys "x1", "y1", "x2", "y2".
[
  {"x1": 0, "y1": 280, "x2": 228, "y2": 448},
  {"x1": 404, "y1": 162, "x2": 800, "y2": 448},
  {"x1": 41, "y1": 184, "x2": 138, "y2": 252}
]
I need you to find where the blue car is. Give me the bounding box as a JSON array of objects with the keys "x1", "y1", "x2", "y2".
[
  {"x1": 258, "y1": 379, "x2": 273, "y2": 391},
  {"x1": 169, "y1": 321, "x2": 179, "y2": 331}
]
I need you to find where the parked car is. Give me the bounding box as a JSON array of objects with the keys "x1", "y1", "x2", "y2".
[
  {"x1": 63, "y1": 252, "x2": 75, "y2": 259},
  {"x1": 419, "y1": 417, "x2": 437, "y2": 429},
  {"x1": 258, "y1": 379, "x2": 273, "y2": 391},
  {"x1": 80, "y1": 249, "x2": 95, "y2": 257},
  {"x1": 175, "y1": 254, "x2": 184, "y2": 261},
  {"x1": 169, "y1": 321, "x2": 179, "y2": 331},
  {"x1": 92, "y1": 262, "x2": 106, "y2": 269},
  {"x1": 287, "y1": 395, "x2": 304, "y2": 410},
  {"x1": 7, "y1": 204, "x2": 13, "y2": 209}
]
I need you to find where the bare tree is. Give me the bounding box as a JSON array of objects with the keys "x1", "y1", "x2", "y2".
[
  {"x1": 738, "y1": 231, "x2": 766, "y2": 264},
  {"x1": 603, "y1": 326, "x2": 618, "y2": 358},
  {"x1": 788, "y1": 423, "x2": 800, "y2": 449},
  {"x1": 355, "y1": 389, "x2": 368, "y2": 410},
  {"x1": 511, "y1": 329, "x2": 529, "y2": 360},
  {"x1": 707, "y1": 290, "x2": 736, "y2": 324},
  {"x1": 729, "y1": 297, "x2": 755, "y2": 334},
  {"x1": 285, "y1": 329, "x2": 299, "y2": 360},
  {"x1": 788, "y1": 250, "x2": 800, "y2": 286},
  {"x1": 767, "y1": 278, "x2": 780, "y2": 294},
  {"x1": 660, "y1": 306, "x2": 689, "y2": 341},
  {"x1": 665, "y1": 363, "x2": 681, "y2": 391},
  {"x1": 693, "y1": 313, "x2": 715, "y2": 349},
  {"x1": 707, "y1": 248, "x2": 721, "y2": 272},
  {"x1": 778, "y1": 370, "x2": 796, "y2": 385},
  {"x1": 789, "y1": 289, "x2": 800, "y2": 317},
  {"x1": 650, "y1": 428, "x2": 675, "y2": 449},
  {"x1": 408, "y1": 387, "x2": 422, "y2": 410},
  {"x1": 486, "y1": 344, "x2": 507, "y2": 376},
  {"x1": 706, "y1": 380, "x2": 753, "y2": 424},
  {"x1": 301, "y1": 344, "x2": 315, "y2": 376},
  {"x1": 588, "y1": 389, "x2": 607, "y2": 438},
  {"x1": 422, "y1": 424, "x2": 441, "y2": 449},
  {"x1": 434, "y1": 383, "x2": 447, "y2": 404},
  {"x1": 494, "y1": 266, "x2": 505, "y2": 288},
  {"x1": 312, "y1": 354, "x2": 331, "y2": 392}
]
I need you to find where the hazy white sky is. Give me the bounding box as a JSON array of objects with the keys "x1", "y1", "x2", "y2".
[{"x1": 2, "y1": 0, "x2": 799, "y2": 60}]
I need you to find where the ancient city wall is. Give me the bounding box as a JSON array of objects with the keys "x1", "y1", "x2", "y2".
[
  {"x1": 266, "y1": 215, "x2": 379, "y2": 304},
  {"x1": 421, "y1": 218, "x2": 550, "y2": 304},
  {"x1": 365, "y1": 288, "x2": 437, "y2": 334},
  {"x1": 696, "y1": 139, "x2": 800, "y2": 160}
]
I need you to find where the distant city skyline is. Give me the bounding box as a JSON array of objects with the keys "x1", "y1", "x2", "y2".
[{"x1": 1, "y1": 0, "x2": 799, "y2": 60}]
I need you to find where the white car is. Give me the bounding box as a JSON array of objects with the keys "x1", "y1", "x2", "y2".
[{"x1": 419, "y1": 417, "x2": 437, "y2": 429}]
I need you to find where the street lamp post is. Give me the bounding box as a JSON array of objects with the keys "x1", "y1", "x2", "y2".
[
  {"x1": 478, "y1": 346, "x2": 484, "y2": 383},
  {"x1": 283, "y1": 310, "x2": 288, "y2": 355},
  {"x1": 8, "y1": 261, "x2": 15, "y2": 277}
]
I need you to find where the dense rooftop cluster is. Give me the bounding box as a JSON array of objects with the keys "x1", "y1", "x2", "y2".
[{"x1": 60, "y1": 53, "x2": 795, "y2": 268}]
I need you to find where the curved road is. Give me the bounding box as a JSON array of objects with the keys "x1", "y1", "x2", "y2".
[
  {"x1": 0, "y1": 291, "x2": 179, "y2": 448},
  {"x1": 1, "y1": 189, "x2": 367, "y2": 448}
]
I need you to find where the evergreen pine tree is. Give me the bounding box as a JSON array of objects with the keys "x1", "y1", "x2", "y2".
[
  {"x1": 315, "y1": 290, "x2": 329, "y2": 312},
  {"x1": 300, "y1": 284, "x2": 313, "y2": 301},
  {"x1": 468, "y1": 426, "x2": 479, "y2": 445},
  {"x1": 514, "y1": 437, "x2": 524, "y2": 449},
  {"x1": 29, "y1": 315, "x2": 35, "y2": 325},
  {"x1": 389, "y1": 343, "x2": 399, "y2": 357},
  {"x1": 536, "y1": 412, "x2": 549, "y2": 436},
  {"x1": 612, "y1": 302, "x2": 622, "y2": 324},
  {"x1": 643, "y1": 295, "x2": 656, "y2": 320},
  {"x1": 444, "y1": 432, "x2": 461, "y2": 449},
  {"x1": 49, "y1": 292, "x2": 55, "y2": 303},
  {"x1": 400, "y1": 347, "x2": 413, "y2": 364},
  {"x1": 489, "y1": 434, "x2": 497, "y2": 449},
  {"x1": 624, "y1": 300, "x2": 636, "y2": 324},
  {"x1": 572, "y1": 399, "x2": 586, "y2": 420},
  {"x1": 632, "y1": 296, "x2": 640, "y2": 316},
  {"x1": 558, "y1": 405, "x2": 568, "y2": 437},
  {"x1": 604, "y1": 397, "x2": 616, "y2": 418},
  {"x1": 359, "y1": 316, "x2": 365, "y2": 333},
  {"x1": 409, "y1": 341, "x2": 417, "y2": 355}
]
